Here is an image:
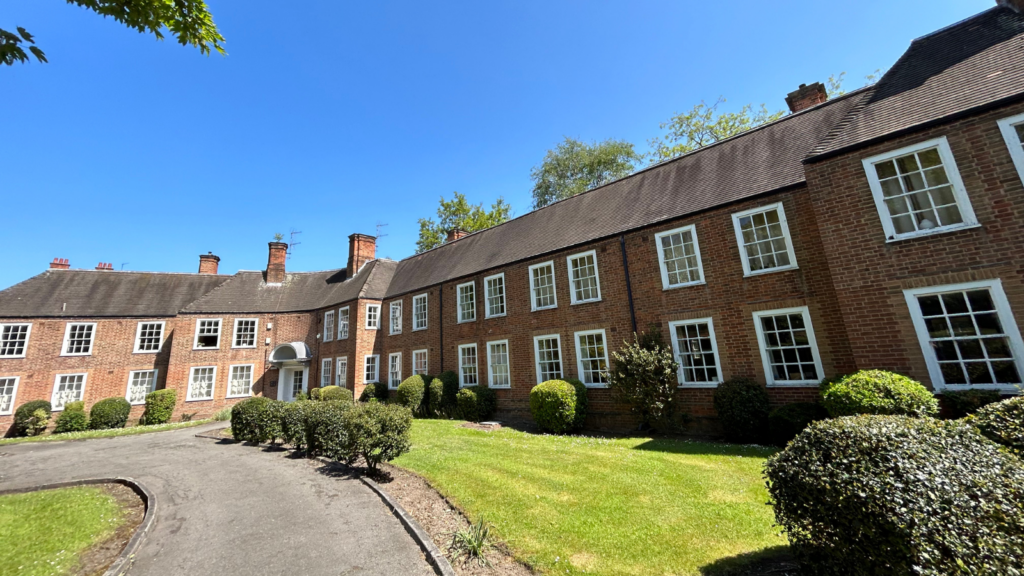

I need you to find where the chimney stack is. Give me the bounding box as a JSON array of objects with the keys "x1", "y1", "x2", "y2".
[
  {"x1": 266, "y1": 242, "x2": 288, "y2": 284},
  {"x1": 198, "y1": 252, "x2": 221, "y2": 275},
  {"x1": 95, "y1": 262, "x2": 114, "y2": 271},
  {"x1": 446, "y1": 228, "x2": 469, "y2": 243},
  {"x1": 347, "y1": 233, "x2": 377, "y2": 274},
  {"x1": 998, "y1": 0, "x2": 1024, "y2": 13},
  {"x1": 785, "y1": 82, "x2": 828, "y2": 113},
  {"x1": 49, "y1": 258, "x2": 70, "y2": 270}
]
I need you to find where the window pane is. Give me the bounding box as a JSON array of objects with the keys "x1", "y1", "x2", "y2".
[
  {"x1": 673, "y1": 322, "x2": 719, "y2": 384},
  {"x1": 874, "y1": 147, "x2": 965, "y2": 236},
  {"x1": 660, "y1": 230, "x2": 702, "y2": 287},
  {"x1": 460, "y1": 346, "x2": 478, "y2": 386},
  {"x1": 54, "y1": 375, "x2": 86, "y2": 410},
  {"x1": 570, "y1": 254, "x2": 600, "y2": 302},
  {"x1": 486, "y1": 277, "x2": 506, "y2": 317},
  {"x1": 234, "y1": 320, "x2": 256, "y2": 347},
  {"x1": 489, "y1": 342, "x2": 510, "y2": 387},
  {"x1": 759, "y1": 312, "x2": 819, "y2": 382},
  {"x1": 66, "y1": 324, "x2": 95, "y2": 354},
  {"x1": 0, "y1": 378, "x2": 16, "y2": 414},
  {"x1": 577, "y1": 332, "x2": 608, "y2": 385},
  {"x1": 536, "y1": 337, "x2": 562, "y2": 381},
  {"x1": 128, "y1": 371, "x2": 156, "y2": 404},
  {"x1": 531, "y1": 264, "x2": 556, "y2": 309},
  {"x1": 339, "y1": 309, "x2": 349, "y2": 338},
  {"x1": 230, "y1": 365, "x2": 253, "y2": 397},
  {"x1": 0, "y1": 324, "x2": 30, "y2": 357},
  {"x1": 459, "y1": 284, "x2": 476, "y2": 322},
  {"x1": 737, "y1": 208, "x2": 792, "y2": 273},
  {"x1": 196, "y1": 320, "x2": 220, "y2": 349}
]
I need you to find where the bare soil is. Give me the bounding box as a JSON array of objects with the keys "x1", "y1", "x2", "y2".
[{"x1": 75, "y1": 483, "x2": 145, "y2": 576}]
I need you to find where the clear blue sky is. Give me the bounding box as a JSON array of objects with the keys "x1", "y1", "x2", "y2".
[{"x1": 1, "y1": 0, "x2": 993, "y2": 289}]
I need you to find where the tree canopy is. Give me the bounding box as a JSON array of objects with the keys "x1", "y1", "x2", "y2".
[
  {"x1": 1, "y1": 0, "x2": 224, "y2": 66},
  {"x1": 647, "y1": 97, "x2": 785, "y2": 164},
  {"x1": 416, "y1": 192, "x2": 512, "y2": 253},
  {"x1": 529, "y1": 137, "x2": 642, "y2": 209}
]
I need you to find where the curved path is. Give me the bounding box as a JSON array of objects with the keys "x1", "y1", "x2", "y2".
[{"x1": 0, "y1": 423, "x2": 434, "y2": 576}]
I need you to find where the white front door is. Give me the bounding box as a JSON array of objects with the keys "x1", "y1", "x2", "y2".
[{"x1": 279, "y1": 368, "x2": 308, "y2": 402}]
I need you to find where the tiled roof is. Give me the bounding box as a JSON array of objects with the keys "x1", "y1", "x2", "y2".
[
  {"x1": 808, "y1": 7, "x2": 1024, "y2": 159},
  {"x1": 0, "y1": 271, "x2": 229, "y2": 318},
  {"x1": 383, "y1": 91, "x2": 863, "y2": 298}
]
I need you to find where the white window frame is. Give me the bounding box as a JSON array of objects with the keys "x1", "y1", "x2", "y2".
[
  {"x1": 529, "y1": 261, "x2": 558, "y2": 311},
  {"x1": 566, "y1": 250, "x2": 602, "y2": 305},
  {"x1": 484, "y1": 273, "x2": 506, "y2": 318},
  {"x1": 731, "y1": 203, "x2": 799, "y2": 277},
  {"x1": 655, "y1": 225, "x2": 706, "y2": 290},
  {"x1": 412, "y1": 294, "x2": 429, "y2": 331},
  {"x1": 226, "y1": 364, "x2": 255, "y2": 399},
  {"x1": 753, "y1": 306, "x2": 824, "y2": 387},
  {"x1": 486, "y1": 339, "x2": 511, "y2": 389},
  {"x1": 412, "y1": 349, "x2": 429, "y2": 376},
  {"x1": 458, "y1": 343, "x2": 479, "y2": 387},
  {"x1": 232, "y1": 318, "x2": 258, "y2": 349},
  {"x1": 574, "y1": 329, "x2": 610, "y2": 388},
  {"x1": 0, "y1": 323, "x2": 32, "y2": 358},
  {"x1": 192, "y1": 318, "x2": 222, "y2": 350},
  {"x1": 0, "y1": 376, "x2": 19, "y2": 416},
  {"x1": 336, "y1": 356, "x2": 348, "y2": 387},
  {"x1": 61, "y1": 322, "x2": 97, "y2": 356},
  {"x1": 125, "y1": 369, "x2": 159, "y2": 405},
  {"x1": 533, "y1": 334, "x2": 563, "y2": 384},
  {"x1": 904, "y1": 279, "x2": 1024, "y2": 392},
  {"x1": 321, "y1": 358, "x2": 333, "y2": 387},
  {"x1": 186, "y1": 366, "x2": 217, "y2": 401},
  {"x1": 364, "y1": 354, "x2": 380, "y2": 383},
  {"x1": 390, "y1": 301, "x2": 403, "y2": 335},
  {"x1": 51, "y1": 373, "x2": 87, "y2": 411},
  {"x1": 365, "y1": 304, "x2": 381, "y2": 330},
  {"x1": 323, "y1": 310, "x2": 335, "y2": 342},
  {"x1": 997, "y1": 112, "x2": 1024, "y2": 186},
  {"x1": 133, "y1": 321, "x2": 165, "y2": 354},
  {"x1": 338, "y1": 306, "x2": 350, "y2": 339},
  {"x1": 457, "y1": 281, "x2": 477, "y2": 323},
  {"x1": 862, "y1": 137, "x2": 978, "y2": 242},
  {"x1": 668, "y1": 318, "x2": 723, "y2": 388},
  {"x1": 389, "y1": 352, "x2": 403, "y2": 389}
]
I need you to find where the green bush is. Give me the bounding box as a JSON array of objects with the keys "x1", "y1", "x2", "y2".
[
  {"x1": 530, "y1": 380, "x2": 577, "y2": 433},
  {"x1": 230, "y1": 397, "x2": 282, "y2": 443},
  {"x1": 821, "y1": 370, "x2": 938, "y2": 418},
  {"x1": 428, "y1": 378, "x2": 445, "y2": 417},
  {"x1": 342, "y1": 402, "x2": 412, "y2": 471},
  {"x1": 456, "y1": 386, "x2": 497, "y2": 422},
  {"x1": 768, "y1": 402, "x2": 828, "y2": 447},
  {"x1": 439, "y1": 371, "x2": 460, "y2": 410},
  {"x1": 303, "y1": 400, "x2": 353, "y2": 459},
  {"x1": 969, "y1": 396, "x2": 1024, "y2": 455},
  {"x1": 396, "y1": 375, "x2": 427, "y2": 412},
  {"x1": 279, "y1": 400, "x2": 311, "y2": 450},
  {"x1": 88, "y1": 397, "x2": 131, "y2": 430},
  {"x1": 317, "y1": 385, "x2": 353, "y2": 403},
  {"x1": 141, "y1": 389, "x2": 176, "y2": 425},
  {"x1": 13, "y1": 400, "x2": 51, "y2": 437},
  {"x1": 309, "y1": 387, "x2": 322, "y2": 400},
  {"x1": 942, "y1": 389, "x2": 1003, "y2": 419},
  {"x1": 374, "y1": 382, "x2": 390, "y2": 402},
  {"x1": 63, "y1": 400, "x2": 85, "y2": 413},
  {"x1": 359, "y1": 384, "x2": 377, "y2": 403},
  {"x1": 213, "y1": 407, "x2": 232, "y2": 421},
  {"x1": 606, "y1": 332, "x2": 679, "y2": 430},
  {"x1": 564, "y1": 378, "x2": 589, "y2": 430},
  {"x1": 54, "y1": 409, "x2": 89, "y2": 433},
  {"x1": 713, "y1": 378, "x2": 770, "y2": 443},
  {"x1": 765, "y1": 415, "x2": 1024, "y2": 575}
]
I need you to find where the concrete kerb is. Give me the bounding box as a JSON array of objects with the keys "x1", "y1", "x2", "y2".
[{"x1": 0, "y1": 477, "x2": 157, "y2": 576}]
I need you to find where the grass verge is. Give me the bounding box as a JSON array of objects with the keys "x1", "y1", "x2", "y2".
[
  {"x1": 0, "y1": 419, "x2": 212, "y2": 446},
  {"x1": 392, "y1": 420, "x2": 784, "y2": 576}
]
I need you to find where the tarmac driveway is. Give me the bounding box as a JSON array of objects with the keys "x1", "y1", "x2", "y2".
[{"x1": 0, "y1": 422, "x2": 434, "y2": 576}]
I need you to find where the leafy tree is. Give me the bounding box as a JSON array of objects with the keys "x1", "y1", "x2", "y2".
[
  {"x1": 530, "y1": 137, "x2": 642, "y2": 208},
  {"x1": 827, "y1": 69, "x2": 885, "y2": 98},
  {"x1": 2, "y1": 0, "x2": 224, "y2": 66},
  {"x1": 606, "y1": 325, "x2": 681, "y2": 431},
  {"x1": 416, "y1": 192, "x2": 511, "y2": 253},
  {"x1": 648, "y1": 97, "x2": 785, "y2": 164}
]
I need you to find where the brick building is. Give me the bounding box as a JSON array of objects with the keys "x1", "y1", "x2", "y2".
[{"x1": 3, "y1": 4, "x2": 1024, "y2": 434}]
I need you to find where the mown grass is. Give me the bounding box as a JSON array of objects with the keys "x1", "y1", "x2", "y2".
[
  {"x1": 0, "y1": 486, "x2": 127, "y2": 576},
  {"x1": 392, "y1": 420, "x2": 784, "y2": 576},
  {"x1": 0, "y1": 419, "x2": 212, "y2": 446}
]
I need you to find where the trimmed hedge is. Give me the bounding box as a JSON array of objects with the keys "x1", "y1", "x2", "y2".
[
  {"x1": 396, "y1": 375, "x2": 427, "y2": 412},
  {"x1": 13, "y1": 400, "x2": 51, "y2": 437},
  {"x1": 342, "y1": 402, "x2": 412, "y2": 471},
  {"x1": 88, "y1": 397, "x2": 131, "y2": 430},
  {"x1": 231, "y1": 397, "x2": 282, "y2": 443},
  {"x1": 942, "y1": 389, "x2": 1003, "y2": 419},
  {"x1": 713, "y1": 378, "x2": 770, "y2": 443},
  {"x1": 280, "y1": 400, "x2": 311, "y2": 450},
  {"x1": 820, "y1": 370, "x2": 938, "y2": 418},
  {"x1": 303, "y1": 400, "x2": 353, "y2": 459},
  {"x1": 54, "y1": 409, "x2": 89, "y2": 433},
  {"x1": 766, "y1": 415, "x2": 1024, "y2": 575},
  {"x1": 359, "y1": 384, "x2": 377, "y2": 403},
  {"x1": 141, "y1": 389, "x2": 176, "y2": 425},
  {"x1": 456, "y1": 386, "x2": 497, "y2": 422},
  {"x1": 564, "y1": 378, "x2": 589, "y2": 430},
  {"x1": 768, "y1": 402, "x2": 828, "y2": 447},
  {"x1": 316, "y1": 385, "x2": 353, "y2": 403},
  {"x1": 64, "y1": 401, "x2": 85, "y2": 413},
  {"x1": 428, "y1": 378, "x2": 445, "y2": 417},
  {"x1": 438, "y1": 371, "x2": 459, "y2": 410},
  {"x1": 969, "y1": 396, "x2": 1024, "y2": 455},
  {"x1": 530, "y1": 380, "x2": 577, "y2": 433}
]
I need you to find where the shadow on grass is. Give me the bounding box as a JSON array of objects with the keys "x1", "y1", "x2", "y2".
[
  {"x1": 632, "y1": 437, "x2": 778, "y2": 457},
  {"x1": 699, "y1": 546, "x2": 799, "y2": 576}
]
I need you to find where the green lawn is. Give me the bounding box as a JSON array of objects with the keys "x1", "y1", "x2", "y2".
[
  {"x1": 0, "y1": 419, "x2": 212, "y2": 446},
  {"x1": 0, "y1": 486, "x2": 127, "y2": 576},
  {"x1": 392, "y1": 420, "x2": 785, "y2": 576}
]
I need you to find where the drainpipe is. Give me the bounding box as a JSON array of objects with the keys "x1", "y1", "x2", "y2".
[
  {"x1": 620, "y1": 234, "x2": 637, "y2": 335},
  {"x1": 438, "y1": 284, "x2": 444, "y2": 370}
]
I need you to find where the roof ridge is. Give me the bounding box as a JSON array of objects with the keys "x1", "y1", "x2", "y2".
[
  {"x1": 911, "y1": 6, "x2": 1001, "y2": 44},
  {"x1": 178, "y1": 273, "x2": 242, "y2": 313}
]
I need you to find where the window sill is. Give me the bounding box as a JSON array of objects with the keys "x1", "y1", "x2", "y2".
[
  {"x1": 226, "y1": 393, "x2": 253, "y2": 399},
  {"x1": 484, "y1": 313, "x2": 507, "y2": 320},
  {"x1": 571, "y1": 298, "x2": 602, "y2": 306},
  {"x1": 59, "y1": 353, "x2": 93, "y2": 357},
  {"x1": 583, "y1": 383, "x2": 609, "y2": 389},
  {"x1": 0, "y1": 355, "x2": 27, "y2": 359},
  {"x1": 678, "y1": 383, "x2": 720, "y2": 389},
  {"x1": 531, "y1": 305, "x2": 558, "y2": 312},
  {"x1": 742, "y1": 264, "x2": 799, "y2": 278},
  {"x1": 412, "y1": 327, "x2": 428, "y2": 332},
  {"x1": 185, "y1": 397, "x2": 213, "y2": 402},
  {"x1": 192, "y1": 347, "x2": 221, "y2": 352},
  {"x1": 231, "y1": 345, "x2": 257, "y2": 350},
  {"x1": 132, "y1": 350, "x2": 161, "y2": 355},
  {"x1": 389, "y1": 331, "x2": 402, "y2": 336},
  {"x1": 365, "y1": 327, "x2": 379, "y2": 331},
  {"x1": 766, "y1": 381, "x2": 820, "y2": 388},
  {"x1": 488, "y1": 385, "x2": 511, "y2": 389},
  {"x1": 937, "y1": 384, "x2": 1022, "y2": 393},
  {"x1": 663, "y1": 280, "x2": 706, "y2": 291},
  {"x1": 128, "y1": 400, "x2": 146, "y2": 406},
  {"x1": 884, "y1": 223, "x2": 981, "y2": 243}
]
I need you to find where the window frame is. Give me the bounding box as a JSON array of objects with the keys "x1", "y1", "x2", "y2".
[
  {"x1": 412, "y1": 349, "x2": 429, "y2": 376},
  {"x1": 566, "y1": 250, "x2": 602, "y2": 305},
  {"x1": 731, "y1": 202, "x2": 799, "y2": 277},
  {"x1": 323, "y1": 310, "x2": 335, "y2": 342},
  {"x1": 668, "y1": 318, "x2": 723, "y2": 388},
  {"x1": 752, "y1": 306, "x2": 825, "y2": 387},
  {"x1": 125, "y1": 369, "x2": 159, "y2": 405},
  {"x1": 533, "y1": 334, "x2": 563, "y2": 384},
  {"x1": 0, "y1": 323, "x2": 32, "y2": 358},
  {"x1": 458, "y1": 343, "x2": 479, "y2": 388},
  {"x1": 486, "y1": 339, "x2": 511, "y2": 389},
  {"x1": 528, "y1": 261, "x2": 558, "y2": 312},
  {"x1": 364, "y1": 354, "x2": 380, "y2": 383},
  {"x1": 388, "y1": 352, "x2": 403, "y2": 389},
  {"x1": 654, "y1": 225, "x2": 706, "y2": 290},
  {"x1": 412, "y1": 294, "x2": 429, "y2": 331},
  {"x1": 483, "y1": 273, "x2": 506, "y2": 318},
  {"x1": 997, "y1": 112, "x2": 1024, "y2": 186},
  {"x1": 457, "y1": 281, "x2": 477, "y2": 323},
  {"x1": 186, "y1": 366, "x2": 217, "y2": 401},
  {"x1": 226, "y1": 364, "x2": 255, "y2": 399},
  {"x1": 338, "y1": 306, "x2": 350, "y2": 339},
  {"x1": 903, "y1": 279, "x2": 1024, "y2": 392},
  {"x1": 51, "y1": 373, "x2": 88, "y2": 411},
  {"x1": 321, "y1": 358, "x2": 333, "y2": 387},
  {"x1": 390, "y1": 301, "x2": 403, "y2": 335},
  {"x1": 574, "y1": 329, "x2": 610, "y2": 388},
  {"x1": 0, "y1": 376, "x2": 20, "y2": 416},
  {"x1": 365, "y1": 304, "x2": 381, "y2": 330},
  {"x1": 232, "y1": 318, "x2": 258, "y2": 349},
  {"x1": 61, "y1": 322, "x2": 97, "y2": 357},
  {"x1": 861, "y1": 137, "x2": 978, "y2": 242},
  {"x1": 133, "y1": 321, "x2": 165, "y2": 354},
  {"x1": 192, "y1": 318, "x2": 222, "y2": 350},
  {"x1": 336, "y1": 356, "x2": 348, "y2": 387}
]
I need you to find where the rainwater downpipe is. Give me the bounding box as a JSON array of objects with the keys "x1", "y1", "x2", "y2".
[{"x1": 620, "y1": 234, "x2": 637, "y2": 335}]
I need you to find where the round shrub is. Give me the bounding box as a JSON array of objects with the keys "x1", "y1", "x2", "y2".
[
  {"x1": 768, "y1": 402, "x2": 828, "y2": 447},
  {"x1": 374, "y1": 381, "x2": 390, "y2": 402},
  {"x1": 564, "y1": 378, "x2": 589, "y2": 431},
  {"x1": 230, "y1": 397, "x2": 281, "y2": 443},
  {"x1": 279, "y1": 400, "x2": 312, "y2": 450},
  {"x1": 428, "y1": 378, "x2": 444, "y2": 417},
  {"x1": 54, "y1": 409, "x2": 89, "y2": 433},
  {"x1": 88, "y1": 397, "x2": 131, "y2": 430},
  {"x1": 821, "y1": 370, "x2": 938, "y2": 418},
  {"x1": 341, "y1": 403, "x2": 412, "y2": 471},
  {"x1": 969, "y1": 396, "x2": 1024, "y2": 454},
  {"x1": 315, "y1": 385, "x2": 352, "y2": 403},
  {"x1": 765, "y1": 415, "x2": 1024, "y2": 575},
  {"x1": 141, "y1": 389, "x2": 176, "y2": 425},
  {"x1": 63, "y1": 400, "x2": 85, "y2": 413},
  {"x1": 438, "y1": 371, "x2": 459, "y2": 410},
  {"x1": 456, "y1": 386, "x2": 497, "y2": 422},
  {"x1": 396, "y1": 375, "x2": 426, "y2": 412},
  {"x1": 942, "y1": 389, "x2": 1003, "y2": 419},
  {"x1": 303, "y1": 400, "x2": 353, "y2": 460},
  {"x1": 713, "y1": 378, "x2": 770, "y2": 443},
  {"x1": 359, "y1": 384, "x2": 377, "y2": 402},
  {"x1": 13, "y1": 400, "x2": 51, "y2": 437},
  {"x1": 530, "y1": 380, "x2": 577, "y2": 433}
]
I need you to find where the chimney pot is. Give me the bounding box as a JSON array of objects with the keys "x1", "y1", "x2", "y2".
[
  {"x1": 785, "y1": 81, "x2": 828, "y2": 113},
  {"x1": 198, "y1": 252, "x2": 221, "y2": 275},
  {"x1": 96, "y1": 262, "x2": 113, "y2": 271},
  {"x1": 50, "y1": 258, "x2": 70, "y2": 270},
  {"x1": 998, "y1": 0, "x2": 1024, "y2": 13},
  {"x1": 347, "y1": 233, "x2": 377, "y2": 275},
  {"x1": 446, "y1": 228, "x2": 469, "y2": 243},
  {"x1": 266, "y1": 242, "x2": 288, "y2": 284}
]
